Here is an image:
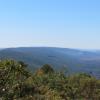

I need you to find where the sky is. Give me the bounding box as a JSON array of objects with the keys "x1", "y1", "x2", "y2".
[{"x1": 0, "y1": 0, "x2": 100, "y2": 49}]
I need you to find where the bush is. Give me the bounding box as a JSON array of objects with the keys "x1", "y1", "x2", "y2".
[{"x1": 0, "y1": 60, "x2": 100, "y2": 100}]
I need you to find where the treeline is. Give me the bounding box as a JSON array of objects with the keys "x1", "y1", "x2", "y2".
[{"x1": 0, "y1": 60, "x2": 100, "y2": 100}]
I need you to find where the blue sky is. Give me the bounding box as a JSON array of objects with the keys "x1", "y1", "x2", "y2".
[{"x1": 0, "y1": 0, "x2": 100, "y2": 49}]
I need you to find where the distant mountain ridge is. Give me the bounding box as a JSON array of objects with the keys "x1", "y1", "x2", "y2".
[{"x1": 0, "y1": 47, "x2": 100, "y2": 78}]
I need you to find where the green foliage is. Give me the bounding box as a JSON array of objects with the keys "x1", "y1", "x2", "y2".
[
  {"x1": 41, "y1": 64, "x2": 54, "y2": 74},
  {"x1": 0, "y1": 60, "x2": 100, "y2": 100}
]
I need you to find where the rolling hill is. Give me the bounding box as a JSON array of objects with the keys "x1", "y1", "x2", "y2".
[{"x1": 0, "y1": 47, "x2": 100, "y2": 78}]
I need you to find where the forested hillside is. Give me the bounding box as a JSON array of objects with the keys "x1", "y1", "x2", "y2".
[
  {"x1": 0, "y1": 60, "x2": 100, "y2": 100},
  {"x1": 0, "y1": 47, "x2": 100, "y2": 78}
]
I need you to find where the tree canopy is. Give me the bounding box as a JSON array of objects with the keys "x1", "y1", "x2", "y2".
[{"x1": 0, "y1": 60, "x2": 100, "y2": 100}]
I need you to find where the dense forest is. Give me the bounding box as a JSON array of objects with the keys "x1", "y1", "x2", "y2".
[{"x1": 0, "y1": 60, "x2": 100, "y2": 100}]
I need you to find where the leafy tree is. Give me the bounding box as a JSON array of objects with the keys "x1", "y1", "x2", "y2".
[
  {"x1": 41, "y1": 64, "x2": 54, "y2": 74},
  {"x1": 0, "y1": 59, "x2": 100, "y2": 100}
]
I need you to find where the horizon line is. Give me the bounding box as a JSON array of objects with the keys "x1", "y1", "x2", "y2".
[{"x1": 0, "y1": 46, "x2": 100, "y2": 51}]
